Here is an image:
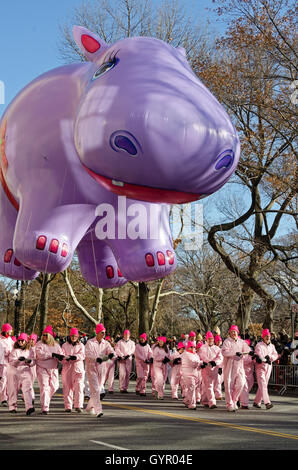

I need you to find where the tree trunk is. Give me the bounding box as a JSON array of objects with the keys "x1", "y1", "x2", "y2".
[
  {"x1": 149, "y1": 279, "x2": 164, "y2": 334},
  {"x1": 236, "y1": 283, "x2": 256, "y2": 334},
  {"x1": 138, "y1": 282, "x2": 150, "y2": 335},
  {"x1": 14, "y1": 281, "x2": 26, "y2": 337},
  {"x1": 262, "y1": 297, "x2": 276, "y2": 331},
  {"x1": 38, "y1": 273, "x2": 51, "y2": 336},
  {"x1": 25, "y1": 306, "x2": 38, "y2": 334}
]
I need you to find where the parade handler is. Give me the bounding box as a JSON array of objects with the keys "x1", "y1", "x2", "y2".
[
  {"x1": 222, "y1": 325, "x2": 251, "y2": 412},
  {"x1": 85, "y1": 323, "x2": 115, "y2": 417},
  {"x1": 253, "y1": 329, "x2": 278, "y2": 410}
]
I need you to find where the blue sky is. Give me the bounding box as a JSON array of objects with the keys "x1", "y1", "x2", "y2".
[{"x1": 0, "y1": 0, "x2": 222, "y2": 112}]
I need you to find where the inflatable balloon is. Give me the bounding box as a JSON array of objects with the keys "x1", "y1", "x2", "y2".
[{"x1": 0, "y1": 26, "x2": 240, "y2": 287}]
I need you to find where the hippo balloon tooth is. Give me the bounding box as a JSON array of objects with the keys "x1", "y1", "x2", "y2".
[{"x1": 0, "y1": 26, "x2": 240, "y2": 286}]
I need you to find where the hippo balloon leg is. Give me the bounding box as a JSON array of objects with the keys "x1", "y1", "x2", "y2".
[
  {"x1": 104, "y1": 202, "x2": 176, "y2": 282},
  {"x1": 76, "y1": 230, "x2": 127, "y2": 288},
  {"x1": 0, "y1": 185, "x2": 38, "y2": 281}
]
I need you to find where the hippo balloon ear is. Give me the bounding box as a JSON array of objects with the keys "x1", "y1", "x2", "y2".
[{"x1": 73, "y1": 26, "x2": 109, "y2": 61}]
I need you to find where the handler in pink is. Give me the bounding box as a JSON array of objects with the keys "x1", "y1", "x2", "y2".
[
  {"x1": 181, "y1": 341, "x2": 201, "y2": 409},
  {"x1": 253, "y1": 329, "x2": 278, "y2": 410},
  {"x1": 115, "y1": 330, "x2": 135, "y2": 393},
  {"x1": 135, "y1": 333, "x2": 153, "y2": 396},
  {"x1": 0, "y1": 323, "x2": 14, "y2": 406},
  {"x1": 214, "y1": 335, "x2": 223, "y2": 400},
  {"x1": 62, "y1": 328, "x2": 85, "y2": 412},
  {"x1": 85, "y1": 323, "x2": 115, "y2": 417},
  {"x1": 239, "y1": 339, "x2": 255, "y2": 409},
  {"x1": 35, "y1": 325, "x2": 64, "y2": 415},
  {"x1": 9, "y1": 333, "x2": 36, "y2": 415},
  {"x1": 198, "y1": 332, "x2": 223, "y2": 409},
  {"x1": 170, "y1": 342, "x2": 184, "y2": 399},
  {"x1": 104, "y1": 336, "x2": 117, "y2": 394},
  {"x1": 28, "y1": 334, "x2": 38, "y2": 404},
  {"x1": 151, "y1": 337, "x2": 170, "y2": 399},
  {"x1": 221, "y1": 325, "x2": 251, "y2": 412}
]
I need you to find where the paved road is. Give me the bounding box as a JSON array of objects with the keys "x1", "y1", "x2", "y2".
[{"x1": 0, "y1": 380, "x2": 297, "y2": 452}]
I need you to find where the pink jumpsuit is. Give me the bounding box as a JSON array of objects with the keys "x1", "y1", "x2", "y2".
[
  {"x1": 85, "y1": 337, "x2": 115, "y2": 415},
  {"x1": 239, "y1": 352, "x2": 254, "y2": 407},
  {"x1": 170, "y1": 351, "x2": 182, "y2": 399},
  {"x1": 9, "y1": 347, "x2": 36, "y2": 412},
  {"x1": 222, "y1": 337, "x2": 251, "y2": 410},
  {"x1": 105, "y1": 357, "x2": 116, "y2": 392},
  {"x1": 254, "y1": 341, "x2": 278, "y2": 406},
  {"x1": 0, "y1": 342, "x2": 4, "y2": 378},
  {"x1": 62, "y1": 340, "x2": 85, "y2": 410},
  {"x1": 135, "y1": 342, "x2": 153, "y2": 395},
  {"x1": 115, "y1": 339, "x2": 135, "y2": 392},
  {"x1": 198, "y1": 344, "x2": 223, "y2": 407},
  {"x1": 181, "y1": 351, "x2": 201, "y2": 409},
  {"x1": 0, "y1": 335, "x2": 14, "y2": 403},
  {"x1": 151, "y1": 345, "x2": 170, "y2": 399},
  {"x1": 35, "y1": 340, "x2": 63, "y2": 413}
]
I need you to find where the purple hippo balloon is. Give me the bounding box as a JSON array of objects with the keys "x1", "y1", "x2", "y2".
[{"x1": 0, "y1": 26, "x2": 240, "y2": 287}]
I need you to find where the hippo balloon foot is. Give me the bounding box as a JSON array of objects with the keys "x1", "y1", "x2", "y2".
[
  {"x1": 0, "y1": 185, "x2": 39, "y2": 280},
  {"x1": 0, "y1": 248, "x2": 39, "y2": 281},
  {"x1": 117, "y1": 246, "x2": 176, "y2": 282},
  {"x1": 77, "y1": 235, "x2": 127, "y2": 288}
]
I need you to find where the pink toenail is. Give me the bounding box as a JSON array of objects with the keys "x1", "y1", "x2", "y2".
[
  {"x1": 61, "y1": 243, "x2": 68, "y2": 257},
  {"x1": 166, "y1": 250, "x2": 174, "y2": 265},
  {"x1": 49, "y1": 239, "x2": 59, "y2": 254},
  {"x1": 117, "y1": 268, "x2": 123, "y2": 277},
  {"x1": 36, "y1": 236, "x2": 47, "y2": 250},
  {"x1": 4, "y1": 249, "x2": 13, "y2": 263},
  {"x1": 145, "y1": 253, "x2": 154, "y2": 267},
  {"x1": 157, "y1": 251, "x2": 165, "y2": 265},
  {"x1": 106, "y1": 266, "x2": 114, "y2": 279}
]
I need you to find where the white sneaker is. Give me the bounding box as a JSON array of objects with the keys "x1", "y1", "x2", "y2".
[
  {"x1": 227, "y1": 407, "x2": 236, "y2": 412},
  {"x1": 88, "y1": 408, "x2": 96, "y2": 415}
]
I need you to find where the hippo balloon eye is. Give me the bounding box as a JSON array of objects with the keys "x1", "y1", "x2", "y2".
[
  {"x1": 215, "y1": 150, "x2": 234, "y2": 171},
  {"x1": 92, "y1": 53, "x2": 118, "y2": 80}
]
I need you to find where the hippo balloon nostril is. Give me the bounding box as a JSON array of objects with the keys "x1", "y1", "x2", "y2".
[
  {"x1": 215, "y1": 150, "x2": 234, "y2": 171},
  {"x1": 110, "y1": 131, "x2": 140, "y2": 156}
]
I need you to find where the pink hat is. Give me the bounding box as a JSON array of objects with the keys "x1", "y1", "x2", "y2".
[
  {"x1": 105, "y1": 336, "x2": 111, "y2": 341},
  {"x1": 2, "y1": 323, "x2": 13, "y2": 333},
  {"x1": 11, "y1": 336, "x2": 16, "y2": 342},
  {"x1": 245, "y1": 339, "x2": 251, "y2": 346},
  {"x1": 43, "y1": 325, "x2": 54, "y2": 337},
  {"x1": 229, "y1": 325, "x2": 239, "y2": 333},
  {"x1": 123, "y1": 329, "x2": 130, "y2": 336},
  {"x1": 205, "y1": 331, "x2": 214, "y2": 340},
  {"x1": 70, "y1": 328, "x2": 79, "y2": 337},
  {"x1": 262, "y1": 329, "x2": 271, "y2": 338},
  {"x1": 214, "y1": 335, "x2": 222, "y2": 343},
  {"x1": 189, "y1": 331, "x2": 196, "y2": 337},
  {"x1": 177, "y1": 342, "x2": 185, "y2": 349},
  {"x1": 95, "y1": 323, "x2": 106, "y2": 334},
  {"x1": 29, "y1": 334, "x2": 38, "y2": 344},
  {"x1": 157, "y1": 336, "x2": 166, "y2": 343},
  {"x1": 187, "y1": 341, "x2": 196, "y2": 349},
  {"x1": 17, "y1": 333, "x2": 28, "y2": 342},
  {"x1": 139, "y1": 333, "x2": 147, "y2": 340},
  {"x1": 196, "y1": 341, "x2": 203, "y2": 349}
]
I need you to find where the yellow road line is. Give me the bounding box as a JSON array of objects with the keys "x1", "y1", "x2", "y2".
[{"x1": 104, "y1": 402, "x2": 298, "y2": 441}]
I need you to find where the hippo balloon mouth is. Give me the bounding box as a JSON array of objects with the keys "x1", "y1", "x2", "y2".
[{"x1": 83, "y1": 164, "x2": 205, "y2": 204}]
